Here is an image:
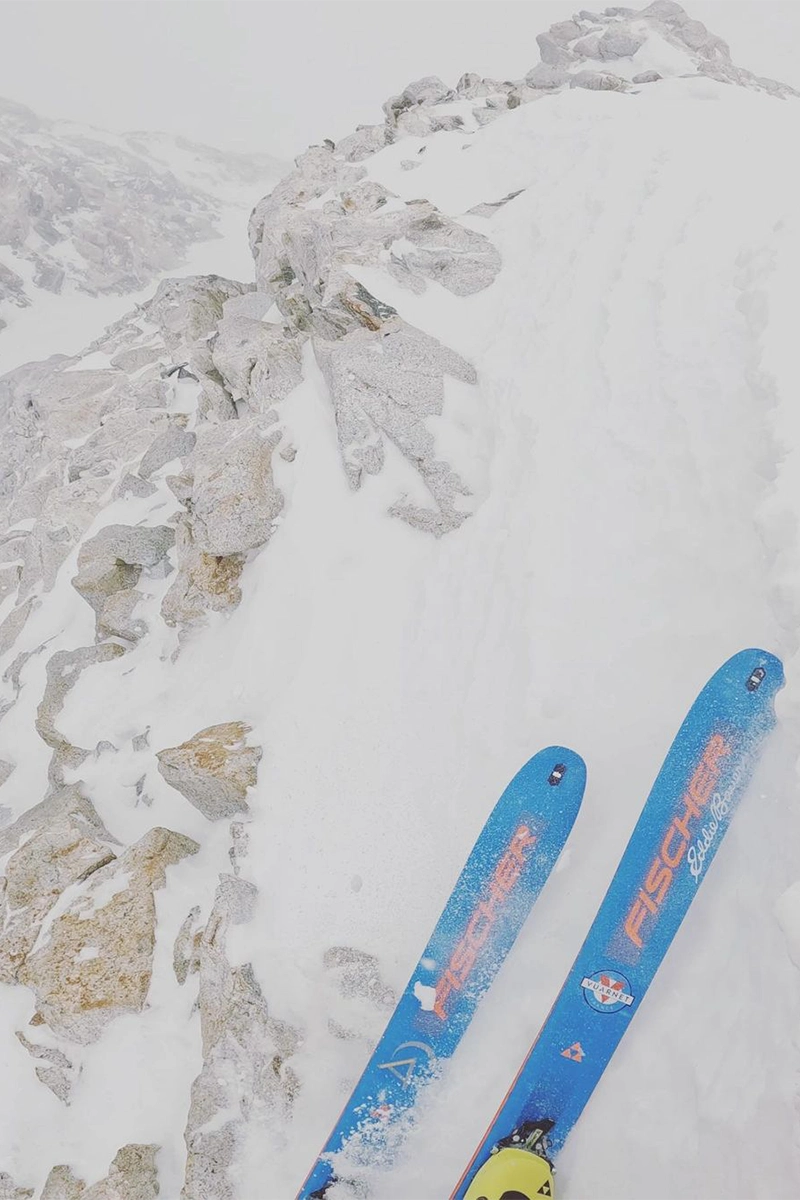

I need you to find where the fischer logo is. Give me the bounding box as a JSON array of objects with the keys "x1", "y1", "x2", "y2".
[
  {"x1": 621, "y1": 732, "x2": 732, "y2": 954},
  {"x1": 581, "y1": 970, "x2": 635, "y2": 1014},
  {"x1": 431, "y1": 823, "x2": 537, "y2": 1020}
]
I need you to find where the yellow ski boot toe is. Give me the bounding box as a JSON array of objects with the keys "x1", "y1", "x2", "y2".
[{"x1": 464, "y1": 1146, "x2": 555, "y2": 1200}]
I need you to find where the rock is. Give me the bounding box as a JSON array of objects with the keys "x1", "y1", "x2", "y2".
[
  {"x1": 0, "y1": 598, "x2": 34, "y2": 658},
  {"x1": 182, "y1": 878, "x2": 299, "y2": 1200},
  {"x1": 570, "y1": 70, "x2": 629, "y2": 91},
  {"x1": 38, "y1": 1163, "x2": 85, "y2": 1200},
  {"x1": 160, "y1": 520, "x2": 245, "y2": 631},
  {"x1": 95, "y1": 589, "x2": 148, "y2": 643},
  {"x1": 71, "y1": 524, "x2": 174, "y2": 641},
  {"x1": 72, "y1": 524, "x2": 174, "y2": 621},
  {"x1": 0, "y1": 1173, "x2": 33, "y2": 1200},
  {"x1": 67, "y1": 410, "x2": 157, "y2": 483},
  {"x1": 467, "y1": 189, "x2": 525, "y2": 218},
  {"x1": 573, "y1": 33, "x2": 602, "y2": 57},
  {"x1": 0, "y1": 760, "x2": 14, "y2": 788},
  {"x1": 42, "y1": 1144, "x2": 161, "y2": 1200},
  {"x1": 182, "y1": 423, "x2": 283, "y2": 557},
  {"x1": 334, "y1": 124, "x2": 389, "y2": 162},
  {"x1": 113, "y1": 474, "x2": 157, "y2": 502},
  {"x1": 536, "y1": 31, "x2": 575, "y2": 67},
  {"x1": 0, "y1": 785, "x2": 117, "y2": 983},
  {"x1": 323, "y1": 946, "x2": 396, "y2": 1010},
  {"x1": 596, "y1": 27, "x2": 646, "y2": 59},
  {"x1": 383, "y1": 76, "x2": 455, "y2": 126},
  {"x1": 36, "y1": 645, "x2": 126, "y2": 780},
  {"x1": 145, "y1": 276, "x2": 251, "y2": 359},
  {"x1": 0, "y1": 564, "x2": 21, "y2": 604},
  {"x1": 633, "y1": 70, "x2": 663, "y2": 84},
  {"x1": 676, "y1": 17, "x2": 727, "y2": 55},
  {"x1": 156, "y1": 722, "x2": 262, "y2": 821},
  {"x1": 456, "y1": 74, "x2": 508, "y2": 99},
  {"x1": 429, "y1": 114, "x2": 464, "y2": 132},
  {"x1": 173, "y1": 906, "x2": 202, "y2": 985},
  {"x1": 525, "y1": 63, "x2": 570, "y2": 89},
  {"x1": 507, "y1": 85, "x2": 541, "y2": 109},
  {"x1": 640, "y1": 0, "x2": 688, "y2": 20},
  {"x1": 18, "y1": 827, "x2": 198, "y2": 1043},
  {"x1": 210, "y1": 315, "x2": 302, "y2": 413},
  {"x1": 16, "y1": 474, "x2": 111, "y2": 602},
  {"x1": 81, "y1": 1145, "x2": 159, "y2": 1200},
  {"x1": 314, "y1": 316, "x2": 475, "y2": 535},
  {"x1": 389, "y1": 207, "x2": 501, "y2": 297},
  {"x1": 15, "y1": 1031, "x2": 74, "y2": 1103},
  {"x1": 138, "y1": 424, "x2": 197, "y2": 479},
  {"x1": 549, "y1": 19, "x2": 584, "y2": 42},
  {"x1": 456, "y1": 71, "x2": 481, "y2": 95}
]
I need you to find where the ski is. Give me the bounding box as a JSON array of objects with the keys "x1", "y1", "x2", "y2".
[
  {"x1": 453, "y1": 649, "x2": 784, "y2": 1200},
  {"x1": 296, "y1": 746, "x2": 586, "y2": 1199}
]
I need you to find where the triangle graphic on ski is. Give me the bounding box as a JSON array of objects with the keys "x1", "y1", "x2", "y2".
[
  {"x1": 537, "y1": 1184, "x2": 553, "y2": 1197},
  {"x1": 560, "y1": 1042, "x2": 585, "y2": 1062}
]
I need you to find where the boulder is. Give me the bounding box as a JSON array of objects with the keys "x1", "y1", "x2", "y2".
[
  {"x1": 18, "y1": 827, "x2": 198, "y2": 1043},
  {"x1": 156, "y1": 722, "x2": 262, "y2": 821},
  {"x1": 597, "y1": 27, "x2": 646, "y2": 59},
  {"x1": 0, "y1": 786, "x2": 117, "y2": 983},
  {"x1": 182, "y1": 423, "x2": 283, "y2": 557}
]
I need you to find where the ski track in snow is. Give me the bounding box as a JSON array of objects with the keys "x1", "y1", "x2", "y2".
[{"x1": 0, "y1": 72, "x2": 799, "y2": 1200}]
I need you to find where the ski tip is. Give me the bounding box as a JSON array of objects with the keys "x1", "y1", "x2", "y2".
[
  {"x1": 520, "y1": 746, "x2": 587, "y2": 794},
  {"x1": 718, "y1": 648, "x2": 785, "y2": 705},
  {"x1": 506, "y1": 746, "x2": 586, "y2": 826}
]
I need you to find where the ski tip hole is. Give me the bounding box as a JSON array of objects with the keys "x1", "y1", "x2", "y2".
[
  {"x1": 746, "y1": 666, "x2": 766, "y2": 692},
  {"x1": 548, "y1": 764, "x2": 567, "y2": 786}
]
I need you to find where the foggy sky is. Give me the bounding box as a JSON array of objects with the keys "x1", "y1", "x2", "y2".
[{"x1": 4, "y1": 1, "x2": 800, "y2": 161}]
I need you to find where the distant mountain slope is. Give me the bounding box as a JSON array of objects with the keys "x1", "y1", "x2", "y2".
[{"x1": 0, "y1": 93, "x2": 284, "y2": 320}]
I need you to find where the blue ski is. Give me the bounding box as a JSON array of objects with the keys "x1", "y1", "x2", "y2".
[
  {"x1": 297, "y1": 747, "x2": 586, "y2": 1198},
  {"x1": 453, "y1": 649, "x2": 784, "y2": 1200}
]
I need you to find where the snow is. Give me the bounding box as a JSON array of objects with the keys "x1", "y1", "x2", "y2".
[{"x1": 1, "y1": 21, "x2": 800, "y2": 1200}]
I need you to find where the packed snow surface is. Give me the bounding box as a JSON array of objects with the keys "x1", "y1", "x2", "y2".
[{"x1": 0, "y1": 4, "x2": 799, "y2": 1200}]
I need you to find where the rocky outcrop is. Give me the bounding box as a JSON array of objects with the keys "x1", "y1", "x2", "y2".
[
  {"x1": 0, "y1": 786, "x2": 117, "y2": 984},
  {"x1": 0, "y1": 1174, "x2": 32, "y2": 1200},
  {"x1": 182, "y1": 876, "x2": 299, "y2": 1200},
  {"x1": 156, "y1": 723, "x2": 262, "y2": 821},
  {"x1": 178, "y1": 424, "x2": 283, "y2": 557},
  {"x1": 39, "y1": 1145, "x2": 160, "y2": 1200},
  {"x1": 18, "y1": 827, "x2": 198, "y2": 1043},
  {"x1": 72, "y1": 524, "x2": 175, "y2": 642},
  {"x1": 15, "y1": 1030, "x2": 75, "y2": 1104},
  {"x1": 315, "y1": 313, "x2": 476, "y2": 535},
  {"x1": 36, "y1": 644, "x2": 126, "y2": 781}
]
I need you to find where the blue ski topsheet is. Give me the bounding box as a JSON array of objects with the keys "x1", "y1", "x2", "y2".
[
  {"x1": 298, "y1": 747, "x2": 586, "y2": 1198},
  {"x1": 454, "y1": 649, "x2": 783, "y2": 1197}
]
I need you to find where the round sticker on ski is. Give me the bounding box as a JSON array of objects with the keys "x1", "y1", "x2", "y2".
[{"x1": 581, "y1": 969, "x2": 635, "y2": 1014}]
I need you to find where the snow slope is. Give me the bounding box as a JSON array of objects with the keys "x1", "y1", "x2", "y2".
[{"x1": 1, "y1": 4, "x2": 799, "y2": 1199}]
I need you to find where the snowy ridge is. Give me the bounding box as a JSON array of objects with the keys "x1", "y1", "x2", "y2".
[{"x1": 0, "y1": 3, "x2": 799, "y2": 1198}]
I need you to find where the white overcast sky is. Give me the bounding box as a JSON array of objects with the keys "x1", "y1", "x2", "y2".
[{"x1": 3, "y1": 1, "x2": 800, "y2": 159}]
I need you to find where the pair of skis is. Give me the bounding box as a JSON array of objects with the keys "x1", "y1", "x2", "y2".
[{"x1": 297, "y1": 649, "x2": 784, "y2": 1199}]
